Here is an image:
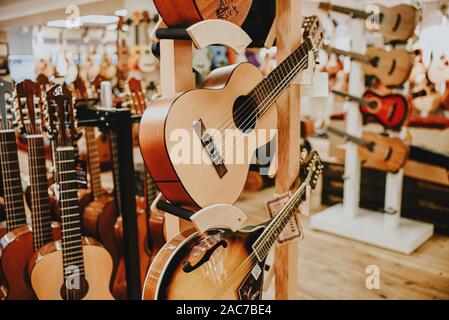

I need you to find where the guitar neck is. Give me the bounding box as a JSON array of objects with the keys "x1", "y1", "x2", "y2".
[
  {"x1": 85, "y1": 127, "x2": 102, "y2": 199},
  {"x1": 109, "y1": 132, "x2": 123, "y2": 216},
  {"x1": 144, "y1": 170, "x2": 157, "y2": 213},
  {"x1": 250, "y1": 39, "x2": 313, "y2": 119},
  {"x1": 319, "y1": 2, "x2": 370, "y2": 20},
  {"x1": 0, "y1": 129, "x2": 27, "y2": 232},
  {"x1": 325, "y1": 45, "x2": 371, "y2": 64},
  {"x1": 327, "y1": 126, "x2": 373, "y2": 149},
  {"x1": 331, "y1": 90, "x2": 374, "y2": 107},
  {"x1": 27, "y1": 135, "x2": 53, "y2": 250},
  {"x1": 56, "y1": 146, "x2": 85, "y2": 280}
]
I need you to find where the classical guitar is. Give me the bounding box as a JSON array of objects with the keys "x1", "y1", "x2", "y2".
[
  {"x1": 0, "y1": 80, "x2": 29, "y2": 299},
  {"x1": 331, "y1": 89, "x2": 412, "y2": 130},
  {"x1": 327, "y1": 126, "x2": 409, "y2": 173},
  {"x1": 140, "y1": 16, "x2": 324, "y2": 209},
  {"x1": 318, "y1": 2, "x2": 419, "y2": 43},
  {"x1": 28, "y1": 84, "x2": 114, "y2": 300},
  {"x1": 142, "y1": 150, "x2": 323, "y2": 300},
  {"x1": 154, "y1": 0, "x2": 252, "y2": 27},
  {"x1": 325, "y1": 45, "x2": 414, "y2": 87},
  {"x1": 73, "y1": 77, "x2": 119, "y2": 276}
]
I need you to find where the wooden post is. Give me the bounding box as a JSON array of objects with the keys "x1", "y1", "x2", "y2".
[{"x1": 274, "y1": 0, "x2": 302, "y2": 300}]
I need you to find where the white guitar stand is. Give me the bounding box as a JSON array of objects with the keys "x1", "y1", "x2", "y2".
[{"x1": 310, "y1": 20, "x2": 433, "y2": 255}]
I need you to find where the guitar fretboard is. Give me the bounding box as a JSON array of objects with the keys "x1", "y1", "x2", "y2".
[
  {"x1": 85, "y1": 127, "x2": 102, "y2": 199},
  {"x1": 0, "y1": 129, "x2": 27, "y2": 232},
  {"x1": 110, "y1": 132, "x2": 122, "y2": 216},
  {"x1": 56, "y1": 146, "x2": 85, "y2": 280},
  {"x1": 28, "y1": 135, "x2": 53, "y2": 250}
]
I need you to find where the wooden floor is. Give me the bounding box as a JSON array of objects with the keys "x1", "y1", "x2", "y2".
[{"x1": 236, "y1": 188, "x2": 449, "y2": 300}]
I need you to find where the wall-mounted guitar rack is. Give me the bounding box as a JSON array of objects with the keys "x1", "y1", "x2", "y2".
[{"x1": 76, "y1": 101, "x2": 142, "y2": 300}]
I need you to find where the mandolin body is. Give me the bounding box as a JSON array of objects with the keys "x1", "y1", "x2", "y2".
[
  {"x1": 142, "y1": 227, "x2": 265, "y2": 300},
  {"x1": 28, "y1": 237, "x2": 114, "y2": 300},
  {"x1": 139, "y1": 63, "x2": 277, "y2": 209}
]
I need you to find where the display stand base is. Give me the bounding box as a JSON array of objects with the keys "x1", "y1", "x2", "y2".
[{"x1": 310, "y1": 204, "x2": 434, "y2": 255}]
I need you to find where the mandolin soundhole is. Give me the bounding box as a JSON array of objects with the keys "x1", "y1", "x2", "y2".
[{"x1": 233, "y1": 95, "x2": 258, "y2": 133}]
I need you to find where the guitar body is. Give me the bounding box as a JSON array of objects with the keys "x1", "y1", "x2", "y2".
[
  {"x1": 377, "y1": 4, "x2": 419, "y2": 43},
  {"x1": 29, "y1": 237, "x2": 114, "y2": 300},
  {"x1": 361, "y1": 90, "x2": 412, "y2": 130},
  {"x1": 359, "y1": 132, "x2": 409, "y2": 173},
  {"x1": 82, "y1": 192, "x2": 119, "y2": 273},
  {"x1": 0, "y1": 223, "x2": 60, "y2": 300},
  {"x1": 362, "y1": 47, "x2": 414, "y2": 87},
  {"x1": 139, "y1": 63, "x2": 277, "y2": 209},
  {"x1": 154, "y1": 0, "x2": 252, "y2": 27},
  {"x1": 142, "y1": 227, "x2": 265, "y2": 300}
]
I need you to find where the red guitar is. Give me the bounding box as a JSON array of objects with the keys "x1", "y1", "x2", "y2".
[{"x1": 332, "y1": 89, "x2": 412, "y2": 131}]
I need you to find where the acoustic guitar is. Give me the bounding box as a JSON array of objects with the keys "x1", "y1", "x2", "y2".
[
  {"x1": 325, "y1": 45, "x2": 414, "y2": 87},
  {"x1": 318, "y1": 2, "x2": 419, "y2": 43},
  {"x1": 154, "y1": 0, "x2": 252, "y2": 27},
  {"x1": 140, "y1": 16, "x2": 324, "y2": 209},
  {"x1": 28, "y1": 84, "x2": 114, "y2": 300},
  {"x1": 327, "y1": 126, "x2": 409, "y2": 173},
  {"x1": 142, "y1": 150, "x2": 322, "y2": 300},
  {"x1": 0, "y1": 80, "x2": 29, "y2": 299},
  {"x1": 331, "y1": 89, "x2": 412, "y2": 130}
]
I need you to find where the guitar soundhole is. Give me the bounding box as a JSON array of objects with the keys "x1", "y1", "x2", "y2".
[
  {"x1": 233, "y1": 95, "x2": 258, "y2": 133},
  {"x1": 60, "y1": 276, "x2": 89, "y2": 300}
]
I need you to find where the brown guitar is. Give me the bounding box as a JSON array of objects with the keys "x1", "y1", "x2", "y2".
[
  {"x1": 326, "y1": 45, "x2": 414, "y2": 87},
  {"x1": 327, "y1": 126, "x2": 409, "y2": 173},
  {"x1": 29, "y1": 84, "x2": 114, "y2": 300},
  {"x1": 139, "y1": 16, "x2": 324, "y2": 209},
  {"x1": 319, "y1": 2, "x2": 419, "y2": 43},
  {"x1": 154, "y1": 0, "x2": 252, "y2": 27},
  {"x1": 142, "y1": 151, "x2": 322, "y2": 300}
]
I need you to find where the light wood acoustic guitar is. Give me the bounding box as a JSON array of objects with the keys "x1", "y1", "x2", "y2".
[
  {"x1": 327, "y1": 126, "x2": 409, "y2": 173},
  {"x1": 140, "y1": 16, "x2": 324, "y2": 209},
  {"x1": 318, "y1": 2, "x2": 419, "y2": 43},
  {"x1": 142, "y1": 150, "x2": 323, "y2": 300},
  {"x1": 154, "y1": 0, "x2": 252, "y2": 27},
  {"x1": 325, "y1": 45, "x2": 414, "y2": 87},
  {"x1": 28, "y1": 84, "x2": 114, "y2": 300}
]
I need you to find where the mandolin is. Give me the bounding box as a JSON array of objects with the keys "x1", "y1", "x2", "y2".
[
  {"x1": 0, "y1": 80, "x2": 29, "y2": 299},
  {"x1": 142, "y1": 150, "x2": 322, "y2": 300},
  {"x1": 331, "y1": 89, "x2": 412, "y2": 130},
  {"x1": 318, "y1": 2, "x2": 419, "y2": 43},
  {"x1": 154, "y1": 0, "x2": 252, "y2": 27},
  {"x1": 140, "y1": 16, "x2": 324, "y2": 209},
  {"x1": 28, "y1": 84, "x2": 114, "y2": 300},
  {"x1": 327, "y1": 126, "x2": 409, "y2": 173},
  {"x1": 73, "y1": 77, "x2": 119, "y2": 278},
  {"x1": 325, "y1": 45, "x2": 414, "y2": 87}
]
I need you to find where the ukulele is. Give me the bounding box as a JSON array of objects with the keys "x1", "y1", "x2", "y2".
[
  {"x1": 327, "y1": 126, "x2": 409, "y2": 173},
  {"x1": 331, "y1": 89, "x2": 412, "y2": 130},
  {"x1": 0, "y1": 80, "x2": 29, "y2": 299},
  {"x1": 142, "y1": 150, "x2": 323, "y2": 300},
  {"x1": 73, "y1": 77, "x2": 119, "y2": 276},
  {"x1": 154, "y1": 0, "x2": 252, "y2": 27},
  {"x1": 318, "y1": 2, "x2": 419, "y2": 43},
  {"x1": 325, "y1": 45, "x2": 414, "y2": 87},
  {"x1": 140, "y1": 16, "x2": 324, "y2": 209},
  {"x1": 28, "y1": 84, "x2": 114, "y2": 300}
]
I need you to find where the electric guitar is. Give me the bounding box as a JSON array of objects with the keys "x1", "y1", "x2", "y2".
[
  {"x1": 28, "y1": 84, "x2": 114, "y2": 300},
  {"x1": 140, "y1": 16, "x2": 324, "y2": 209},
  {"x1": 327, "y1": 126, "x2": 409, "y2": 173},
  {"x1": 325, "y1": 45, "x2": 414, "y2": 87},
  {"x1": 318, "y1": 2, "x2": 419, "y2": 43},
  {"x1": 331, "y1": 89, "x2": 412, "y2": 130},
  {"x1": 142, "y1": 150, "x2": 323, "y2": 300},
  {"x1": 0, "y1": 80, "x2": 29, "y2": 299}
]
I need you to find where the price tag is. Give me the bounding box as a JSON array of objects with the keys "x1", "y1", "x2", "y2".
[{"x1": 265, "y1": 192, "x2": 303, "y2": 246}]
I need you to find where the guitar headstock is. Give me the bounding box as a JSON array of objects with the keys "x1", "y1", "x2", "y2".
[
  {"x1": 45, "y1": 84, "x2": 79, "y2": 147},
  {"x1": 15, "y1": 79, "x2": 46, "y2": 136},
  {"x1": 128, "y1": 77, "x2": 147, "y2": 114},
  {"x1": 0, "y1": 79, "x2": 14, "y2": 130},
  {"x1": 301, "y1": 150, "x2": 323, "y2": 190},
  {"x1": 302, "y1": 16, "x2": 324, "y2": 53}
]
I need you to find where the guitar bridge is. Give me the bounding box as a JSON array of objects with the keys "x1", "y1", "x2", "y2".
[{"x1": 193, "y1": 119, "x2": 228, "y2": 179}]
